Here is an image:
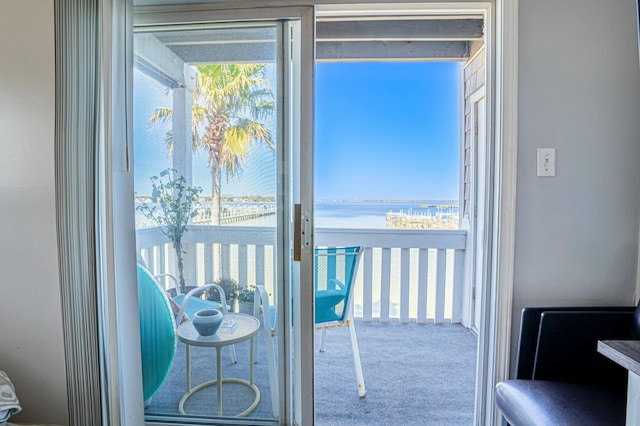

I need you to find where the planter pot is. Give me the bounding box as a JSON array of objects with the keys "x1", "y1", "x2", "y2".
[
  {"x1": 238, "y1": 301, "x2": 254, "y2": 315},
  {"x1": 192, "y1": 309, "x2": 224, "y2": 336}
]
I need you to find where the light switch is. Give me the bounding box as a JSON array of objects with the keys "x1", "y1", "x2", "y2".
[{"x1": 537, "y1": 148, "x2": 555, "y2": 177}]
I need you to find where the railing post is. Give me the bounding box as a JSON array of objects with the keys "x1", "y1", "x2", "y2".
[
  {"x1": 204, "y1": 243, "x2": 214, "y2": 284},
  {"x1": 400, "y1": 248, "x2": 410, "y2": 323},
  {"x1": 239, "y1": 244, "x2": 248, "y2": 287},
  {"x1": 221, "y1": 244, "x2": 231, "y2": 278},
  {"x1": 459, "y1": 217, "x2": 473, "y2": 327},
  {"x1": 451, "y1": 249, "x2": 466, "y2": 323},
  {"x1": 183, "y1": 241, "x2": 197, "y2": 288},
  {"x1": 380, "y1": 248, "x2": 392, "y2": 322},
  {"x1": 435, "y1": 249, "x2": 447, "y2": 324},
  {"x1": 417, "y1": 249, "x2": 429, "y2": 324},
  {"x1": 362, "y1": 248, "x2": 373, "y2": 322},
  {"x1": 255, "y1": 245, "x2": 265, "y2": 287}
]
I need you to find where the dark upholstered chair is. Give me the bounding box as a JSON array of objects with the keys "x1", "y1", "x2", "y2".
[{"x1": 495, "y1": 303, "x2": 640, "y2": 425}]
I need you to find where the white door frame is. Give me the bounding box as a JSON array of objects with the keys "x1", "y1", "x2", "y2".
[
  {"x1": 101, "y1": 1, "x2": 517, "y2": 424},
  {"x1": 467, "y1": 86, "x2": 486, "y2": 334},
  {"x1": 115, "y1": 5, "x2": 317, "y2": 425},
  {"x1": 314, "y1": 4, "x2": 517, "y2": 425},
  {"x1": 480, "y1": 0, "x2": 518, "y2": 424}
]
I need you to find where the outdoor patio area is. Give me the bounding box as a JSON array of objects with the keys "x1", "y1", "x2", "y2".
[{"x1": 145, "y1": 320, "x2": 477, "y2": 425}]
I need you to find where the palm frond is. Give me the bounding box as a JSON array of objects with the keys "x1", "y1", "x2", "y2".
[
  {"x1": 222, "y1": 154, "x2": 243, "y2": 180},
  {"x1": 248, "y1": 100, "x2": 275, "y2": 122},
  {"x1": 196, "y1": 64, "x2": 269, "y2": 114},
  {"x1": 148, "y1": 107, "x2": 173, "y2": 126},
  {"x1": 164, "y1": 130, "x2": 174, "y2": 154},
  {"x1": 191, "y1": 128, "x2": 201, "y2": 150},
  {"x1": 191, "y1": 104, "x2": 209, "y2": 126},
  {"x1": 227, "y1": 119, "x2": 274, "y2": 150}
]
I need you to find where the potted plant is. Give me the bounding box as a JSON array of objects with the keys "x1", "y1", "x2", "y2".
[
  {"x1": 237, "y1": 285, "x2": 256, "y2": 314},
  {"x1": 136, "y1": 168, "x2": 202, "y2": 294},
  {"x1": 206, "y1": 277, "x2": 240, "y2": 308}
]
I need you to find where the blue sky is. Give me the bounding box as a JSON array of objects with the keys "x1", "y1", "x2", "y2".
[
  {"x1": 315, "y1": 62, "x2": 461, "y2": 200},
  {"x1": 134, "y1": 61, "x2": 461, "y2": 201}
]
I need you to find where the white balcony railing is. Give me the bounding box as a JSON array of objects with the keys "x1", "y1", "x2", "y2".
[{"x1": 137, "y1": 226, "x2": 467, "y2": 324}]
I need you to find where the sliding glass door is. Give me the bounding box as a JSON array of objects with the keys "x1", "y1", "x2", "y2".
[{"x1": 130, "y1": 7, "x2": 315, "y2": 424}]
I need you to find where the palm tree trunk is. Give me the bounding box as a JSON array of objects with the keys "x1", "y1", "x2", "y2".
[
  {"x1": 210, "y1": 164, "x2": 222, "y2": 280},
  {"x1": 211, "y1": 164, "x2": 221, "y2": 225}
]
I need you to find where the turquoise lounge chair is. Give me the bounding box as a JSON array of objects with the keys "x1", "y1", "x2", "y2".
[
  {"x1": 137, "y1": 265, "x2": 176, "y2": 404},
  {"x1": 253, "y1": 246, "x2": 366, "y2": 417},
  {"x1": 314, "y1": 246, "x2": 365, "y2": 398}
]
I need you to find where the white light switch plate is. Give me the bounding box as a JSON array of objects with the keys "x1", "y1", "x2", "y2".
[{"x1": 537, "y1": 148, "x2": 555, "y2": 177}]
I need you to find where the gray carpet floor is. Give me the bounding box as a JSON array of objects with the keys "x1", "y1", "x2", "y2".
[{"x1": 146, "y1": 321, "x2": 478, "y2": 425}]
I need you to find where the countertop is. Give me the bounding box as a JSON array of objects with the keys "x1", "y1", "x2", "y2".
[{"x1": 598, "y1": 340, "x2": 640, "y2": 376}]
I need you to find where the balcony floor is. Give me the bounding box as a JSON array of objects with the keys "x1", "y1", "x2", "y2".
[{"x1": 146, "y1": 321, "x2": 477, "y2": 425}]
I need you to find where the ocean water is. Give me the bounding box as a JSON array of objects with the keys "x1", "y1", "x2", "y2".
[
  {"x1": 136, "y1": 200, "x2": 458, "y2": 228},
  {"x1": 314, "y1": 201, "x2": 457, "y2": 228},
  {"x1": 236, "y1": 201, "x2": 458, "y2": 228}
]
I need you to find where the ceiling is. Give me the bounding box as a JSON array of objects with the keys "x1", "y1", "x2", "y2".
[{"x1": 134, "y1": 15, "x2": 484, "y2": 86}]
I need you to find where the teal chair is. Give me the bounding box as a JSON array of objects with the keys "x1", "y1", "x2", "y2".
[
  {"x1": 254, "y1": 246, "x2": 365, "y2": 417},
  {"x1": 137, "y1": 265, "x2": 237, "y2": 405},
  {"x1": 137, "y1": 251, "x2": 229, "y2": 319},
  {"x1": 314, "y1": 246, "x2": 365, "y2": 398},
  {"x1": 154, "y1": 272, "x2": 228, "y2": 318},
  {"x1": 137, "y1": 265, "x2": 176, "y2": 404}
]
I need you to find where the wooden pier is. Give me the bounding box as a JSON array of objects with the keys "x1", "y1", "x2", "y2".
[
  {"x1": 386, "y1": 206, "x2": 459, "y2": 230},
  {"x1": 193, "y1": 204, "x2": 276, "y2": 225}
]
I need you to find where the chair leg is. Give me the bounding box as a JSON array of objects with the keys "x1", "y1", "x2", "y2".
[
  {"x1": 264, "y1": 322, "x2": 279, "y2": 417},
  {"x1": 347, "y1": 319, "x2": 366, "y2": 398},
  {"x1": 253, "y1": 285, "x2": 278, "y2": 417},
  {"x1": 253, "y1": 289, "x2": 264, "y2": 361},
  {"x1": 320, "y1": 326, "x2": 328, "y2": 352},
  {"x1": 229, "y1": 345, "x2": 237, "y2": 364}
]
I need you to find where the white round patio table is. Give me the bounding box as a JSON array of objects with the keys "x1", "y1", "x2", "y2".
[{"x1": 177, "y1": 313, "x2": 260, "y2": 417}]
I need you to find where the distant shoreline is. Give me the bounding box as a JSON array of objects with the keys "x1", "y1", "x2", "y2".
[
  {"x1": 137, "y1": 198, "x2": 458, "y2": 204},
  {"x1": 315, "y1": 199, "x2": 458, "y2": 203}
]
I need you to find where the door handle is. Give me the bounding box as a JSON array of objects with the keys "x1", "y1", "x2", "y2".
[
  {"x1": 293, "y1": 204, "x2": 311, "y2": 261},
  {"x1": 294, "y1": 204, "x2": 301, "y2": 261},
  {"x1": 302, "y1": 209, "x2": 311, "y2": 254}
]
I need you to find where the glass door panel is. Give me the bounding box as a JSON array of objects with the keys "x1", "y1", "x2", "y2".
[{"x1": 133, "y1": 21, "x2": 286, "y2": 424}]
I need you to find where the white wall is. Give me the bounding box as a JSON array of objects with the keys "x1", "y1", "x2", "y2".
[
  {"x1": 513, "y1": 0, "x2": 640, "y2": 365},
  {"x1": 0, "y1": 0, "x2": 638, "y2": 421},
  {"x1": 0, "y1": 1, "x2": 68, "y2": 424}
]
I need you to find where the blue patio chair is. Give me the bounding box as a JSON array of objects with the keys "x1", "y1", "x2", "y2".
[
  {"x1": 314, "y1": 246, "x2": 365, "y2": 398},
  {"x1": 253, "y1": 246, "x2": 366, "y2": 416},
  {"x1": 136, "y1": 251, "x2": 230, "y2": 319},
  {"x1": 154, "y1": 272, "x2": 230, "y2": 319}
]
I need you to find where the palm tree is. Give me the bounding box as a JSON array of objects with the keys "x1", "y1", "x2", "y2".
[{"x1": 149, "y1": 64, "x2": 274, "y2": 224}]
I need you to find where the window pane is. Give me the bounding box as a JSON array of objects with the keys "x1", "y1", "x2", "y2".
[{"x1": 133, "y1": 23, "x2": 280, "y2": 423}]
